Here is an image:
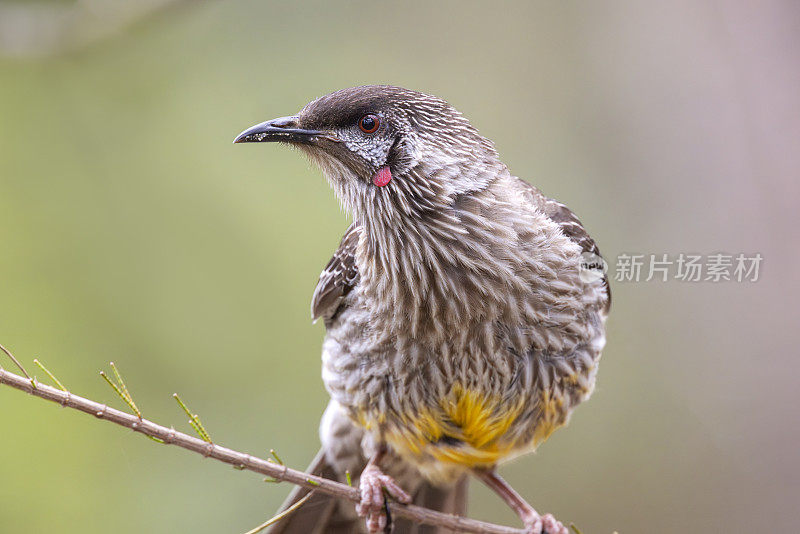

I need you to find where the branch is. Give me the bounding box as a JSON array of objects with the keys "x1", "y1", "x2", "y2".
[{"x1": 0, "y1": 366, "x2": 525, "y2": 534}]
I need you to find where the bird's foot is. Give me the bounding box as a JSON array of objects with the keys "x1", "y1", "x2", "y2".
[
  {"x1": 356, "y1": 464, "x2": 411, "y2": 533},
  {"x1": 523, "y1": 510, "x2": 568, "y2": 534}
]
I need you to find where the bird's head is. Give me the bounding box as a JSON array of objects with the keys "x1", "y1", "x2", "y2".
[{"x1": 234, "y1": 86, "x2": 503, "y2": 221}]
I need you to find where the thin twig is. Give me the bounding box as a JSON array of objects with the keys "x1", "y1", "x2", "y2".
[
  {"x1": 98, "y1": 364, "x2": 164, "y2": 444},
  {"x1": 243, "y1": 491, "x2": 314, "y2": 534},
  {"x1": 100, "y1": 371, "x2": 141, "y2": 418},
  {"x1": 173, "y1": 393, "x2": 212, "y2": 443},
  {"x1": 0, "y1": 343, "x2": 34, "y2": 386},
  {"x1": 33, "y1": 359, "x2": 67, "y2": 392},
  {"x1": 109, "y1": 362, "x2": 139, "y2": 415},
  {"x1": 0, "y1": 367, "x2": 525, "y2": 534}
]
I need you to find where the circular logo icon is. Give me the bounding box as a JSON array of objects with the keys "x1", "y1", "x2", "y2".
[{"x1": 578, "y1": 251, "x2": 608, "y2": 283}]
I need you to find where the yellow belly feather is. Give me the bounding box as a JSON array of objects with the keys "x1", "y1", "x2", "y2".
[{"x1": 358, "y1": 384, "x2": 567, "y2": 469}]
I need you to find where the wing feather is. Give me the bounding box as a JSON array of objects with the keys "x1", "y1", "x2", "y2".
[{"x1": 311, "y1": 223, "x2": 361, "y2": 322}]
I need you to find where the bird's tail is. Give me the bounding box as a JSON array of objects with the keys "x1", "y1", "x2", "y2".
[{"x1": 265, "y1": 448, "x2": 468, "y2": 534}]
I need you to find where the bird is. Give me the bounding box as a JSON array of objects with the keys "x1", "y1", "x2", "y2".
[{"x1": 234, "y1": 86, "x2": 610, "y2": 534}]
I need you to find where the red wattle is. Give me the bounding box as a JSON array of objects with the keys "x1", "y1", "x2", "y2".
[{"x1": 372, "y1": 166, "x2": 392, "y2": 187}]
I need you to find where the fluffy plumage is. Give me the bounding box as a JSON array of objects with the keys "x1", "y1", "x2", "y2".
[{"x1": 242, "y1": 86, "x2": 609, "y2": 533}]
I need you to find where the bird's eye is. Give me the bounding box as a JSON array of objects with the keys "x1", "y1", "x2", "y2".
[{"x1": 358, "y1": 114, "x2": 380, "y2": 134}]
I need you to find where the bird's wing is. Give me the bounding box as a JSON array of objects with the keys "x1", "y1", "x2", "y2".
[
  {"x1": 518, "y1": 179, "x2": 611, "y2": 310},
  {"x1": 311, "y1": 223, "x2": 361, "y2": 322}
]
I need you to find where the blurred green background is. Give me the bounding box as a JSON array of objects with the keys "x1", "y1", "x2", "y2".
[{"x1": 1, "y1": 1, "x2": 798, "y2": 532}]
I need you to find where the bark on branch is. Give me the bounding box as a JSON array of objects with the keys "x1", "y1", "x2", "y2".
[{"x1": 0, "y1": 367, "x2": 525, "y2": 534}]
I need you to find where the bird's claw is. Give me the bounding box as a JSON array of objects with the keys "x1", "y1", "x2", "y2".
[
  {"x1": 524, "y1": 511, "x2": 568, "y2": 534},
  {"x1": 356, "y1": 464, "x2": 411, "y2": 533}
]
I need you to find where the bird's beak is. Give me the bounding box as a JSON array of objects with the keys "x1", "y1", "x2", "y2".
[{"x1": 233, "y1": 116, "x2": 322, "y2": 144}]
